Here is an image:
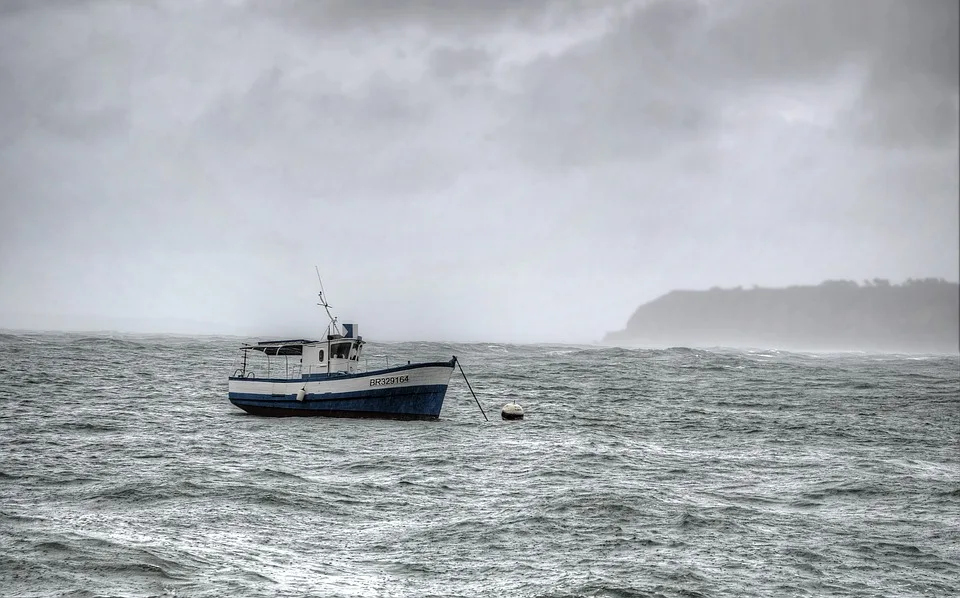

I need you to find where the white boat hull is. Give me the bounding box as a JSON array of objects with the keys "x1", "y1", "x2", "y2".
[{"x1": 227, "y1": 358, "x2": 457, "y2": 420}]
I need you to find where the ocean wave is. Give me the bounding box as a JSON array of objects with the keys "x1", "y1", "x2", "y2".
[{"x1": 2, "y1": 337, "x2": 958, "y2": 597}]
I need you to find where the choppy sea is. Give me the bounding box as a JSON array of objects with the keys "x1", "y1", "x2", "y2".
[{"x1": 1, "y1": 332, "x2": 958, "y2": 598}]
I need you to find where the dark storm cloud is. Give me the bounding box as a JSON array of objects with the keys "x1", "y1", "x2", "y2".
[
  {"x1": 429, "y1": 46, "x2": 494, "y2": 80},
  {"x1": 502, "y1": 0, "x2": 715, "y2": 170},
  {"x1": 254, "y1": 0, "x2": 620, "y2": 33},
  {"x1": 501, "y1": 0, "x2": 958, "y2": 170},
  {"x1": 705, "y1": 0, "x2": 959, "y2": 148},
  {"x1": 0, "y1": 46, "x2": 113, "y2": 144},
  {"x1": 194, "y1": 66, "x2": 471, "y2": 198},
  {"x1": 0, "y1": 0, "x2": 79, "y2": 16}
]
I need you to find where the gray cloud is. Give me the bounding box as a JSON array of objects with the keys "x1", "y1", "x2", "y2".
[
  {"x1": 254, "y1": 0, "x2": 622, "y2": 34},
  {"x1": 501, "y1": 0, "x2": 958, "y2": 171},
  {"x1": 193, "y1": 65, "x2": 461, "y2": 197},
  {"x1": 502, "y1": 23, "x2": 717, "y2": 169},
  {"x1": 0, "y1": 0, "x2": 956, "y2": 342},
  {"x1": 712, "y1": 0, "x2": 958, "y2": 148},
  {"x1": 429, "y1": 45, "x2": 494, "y2": 81}
]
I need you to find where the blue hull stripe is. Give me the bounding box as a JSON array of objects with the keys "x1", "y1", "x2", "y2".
[
  {"x1": 228, "y1": 360, "x2": 455, "y2": 383},
  {"x1": 229, "y1": 384, "x2": 449, "y2": 418}
]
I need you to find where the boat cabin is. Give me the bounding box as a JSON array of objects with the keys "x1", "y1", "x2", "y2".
[
  {"x1": 234, "y1": 326, "x2": 364, "y2": 379},
  {"x1": 301, "y1": 333, "x2": 364, "y2": 375}
]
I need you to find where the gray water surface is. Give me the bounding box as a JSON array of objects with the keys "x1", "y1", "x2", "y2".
[{"x1": 2, "y1": 333, "x2": 958, "y2": 597}]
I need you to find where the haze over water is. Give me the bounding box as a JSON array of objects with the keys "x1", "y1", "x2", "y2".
[{"x1": 3, "y1": 333, "x2": 958, "y2": 597}]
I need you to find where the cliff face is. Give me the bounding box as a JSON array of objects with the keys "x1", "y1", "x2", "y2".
[{"x1": 603, "y1": 279, "x2": 960, "y2": 353}]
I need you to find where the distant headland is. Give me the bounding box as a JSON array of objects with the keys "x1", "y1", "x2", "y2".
[{"x1": 603, "y1": 278, "x2": 960, "y2": 353}]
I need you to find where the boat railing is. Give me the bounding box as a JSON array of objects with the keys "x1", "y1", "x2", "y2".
[{"x1": 231, "y1": 345, "x2": 304, "y2": 380}]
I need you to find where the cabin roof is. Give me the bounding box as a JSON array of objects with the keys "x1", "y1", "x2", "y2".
[{"x1": 242, "y1": 339, "x2": 319, "y2": 356}]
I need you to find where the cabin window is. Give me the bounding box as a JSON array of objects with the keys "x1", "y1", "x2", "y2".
[
  {"x1": 332, "y1": 342, "x2": 351, "y2": 359},
  {"x1": 318, "y1": 349, "x2": 324, "y2": 361}
]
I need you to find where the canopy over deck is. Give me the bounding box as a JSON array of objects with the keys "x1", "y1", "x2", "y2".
[{"x1": 242, "y1": 339, "x2": 319, "y2": 356}]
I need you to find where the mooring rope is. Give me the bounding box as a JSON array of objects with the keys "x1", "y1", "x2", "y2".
[{"x1": 454, "y1": 356, "x2": 488, "y2": 422}]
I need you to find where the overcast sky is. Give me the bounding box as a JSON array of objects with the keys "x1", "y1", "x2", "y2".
[{"x1": 1, "y1": 0, "x2": 957, "y2": 343}]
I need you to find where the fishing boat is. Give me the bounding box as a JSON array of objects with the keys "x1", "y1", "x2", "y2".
[{"x1": 227, "y1": 274, "x2": 458, "y2": 420}]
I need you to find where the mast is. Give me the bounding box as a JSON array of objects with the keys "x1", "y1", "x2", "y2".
[
  {"x1": 315, "y1": 266, "x2": 340, "y2": 337},
  {"x1": 316, "y1": 266, "x2": 338, "y2": 375}
]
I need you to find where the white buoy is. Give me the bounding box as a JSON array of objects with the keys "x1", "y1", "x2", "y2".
[
  {"x1": 296, "y1": 388, "x2": 307, "y2": 402},
  {"x1": 501, "y1": 402, "x2": 524, "y2": 420}
]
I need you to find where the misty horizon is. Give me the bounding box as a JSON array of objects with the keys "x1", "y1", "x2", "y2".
[
  {"x1": 3, "y1": 276, "x2": 957, "y2": 349},
  {"x1": 1, "y1": 1, "x2": 957, "y2": 344}
]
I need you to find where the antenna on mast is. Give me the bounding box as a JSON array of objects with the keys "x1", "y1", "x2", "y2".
[{"x1": 315, "y1": 266, "x2": 340, "y2": 335}]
